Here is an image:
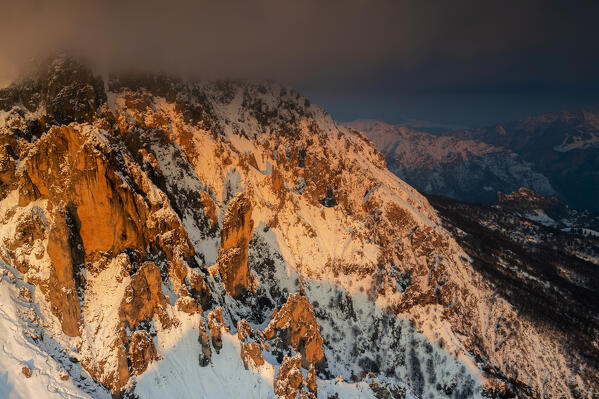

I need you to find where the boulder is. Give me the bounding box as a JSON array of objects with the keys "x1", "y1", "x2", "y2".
[{"x1": 216, "y1": 192, "x2": 254, "y2": 297}]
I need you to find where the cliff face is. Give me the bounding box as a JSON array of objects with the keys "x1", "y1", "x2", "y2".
[
  {"x1": 0, "y1": 56, "x2": 596, "y2": 398},
  {"x1": 216, "y1": 191, "x2": 254, "y2": 297}
]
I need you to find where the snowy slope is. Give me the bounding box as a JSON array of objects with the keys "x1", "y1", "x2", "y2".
[{"x1": 0, "y1": 261, "x2": 110, "y2": 399}]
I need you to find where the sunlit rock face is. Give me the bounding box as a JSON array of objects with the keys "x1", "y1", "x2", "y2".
[
  {"x1": 0, "y1": 56, "x2": 596, "y2": 398},
  {"x1": 216, "y1": 191, "x2": 254, "y2": 297},
  {"x1": 263, "y1": 293, "x2": 325, "y2": 369},
  {"x1": 274, "y1": 354, "x2": 311, "y2": 399}
]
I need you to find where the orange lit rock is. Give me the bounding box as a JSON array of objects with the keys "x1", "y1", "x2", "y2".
[
  {"x1": 187, "y1": 269, "x2": 211, "y2": 309},
  {"x1": 0, "y1": 144, "x2": 16, "y2": 200},
  {"x1": 200, "y1": 191, "x2": 218, "y2": 227},
  {"x1": 46, "y1": 209, "x2": 81, "y2": 337},
  {"x1": 129, "y1": 330, "x2": 157, "y2": 376},
  {"x1": 264, "y1": 293, "x2": 324, "y2": 368},
  {"x1": 237, "y1": 319, "x2": 265, "y2": 369},
  {"x1": 198, "y1": 319, "x2": 212, "y2": 367},
  {"x1": 305, "y1": 364, "x2": 317, "y2": 395},
  {"x1": 119, "y1": 262, "x2": 169, "y2": 329},
  {"x1": 216, "y1": 192, "x2": 254, "y2": 297},
  {"x1": 207, "y1": 307, "x2": 226, "y2": 353},
  {"x1": 272, "y1": 166, "x2": 284, "y2": 192},
  {"x1": 175, "y1": 295, "x2": 197, "y2": 314},
  {"x1": 21, "y1": 365, "x2": 32, "y2": 378},
  {"x1": 241, "y1": 341, "x2": 265, "y2": 370},
  {"x1": 237, "y1": 319, "x2": 254, "y2": 342},
  {"x1": 274, "y1": 354, "x2": 304, "y2": 399},
  {"x1": 23, "y1": 126, "x2": 145, "y2": 256}
]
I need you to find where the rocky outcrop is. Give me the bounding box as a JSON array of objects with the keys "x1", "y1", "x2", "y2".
[
  {"x1": 0, "y1": 144, "x2": 17, "y2": 199},
  {"x1": 187, "y1": 269, "x2": 211, "y2": 310},
  {"x1": 175, "y1": 294, "x2": 197, "y2": 314},
  {"x1": 305, "y1": 365, "x2": 317, "y2": 395},
  {"x1": 129, "y1": 330, "x2": 157, "y2": 376},
  {"x1": 21, "y1": 125, "x2": 145, "y2": 255},
  {"x1": 207, "y1": 307, "x2": 226, "y2": 354},
  {"x1": 237, "y1": 319, "x2": 265, "y2": 370},
  {"x1": 274, "y1": 354, "x2": 315, "y2": 399},
  {"x1": 264, "y1": 293, "x2": 324, "y2": 368},
  {"x1": 20, "y1": 123, "x2": 194, "y2": 292},
  {"x1": 236, "y1": 319, "x2": 253, "y2": 341},
  {"x1": 240, "y1": 342, "x2": 265, "y2": 370},
  {"x1": 497, "y1": 187, "x2": 560, "y2": 211},
  {"x1": 272, "y1": 167, "x2": 285, "y2": 192},
  {"x1": 120, "y1": 262, "x2": 169, "y2": 329},
  {"x1": 216, "y1": 192, "x2": 254, "y2": 297},
  {"x1": 200, "y1": 191, "x2": 218, "y2": 227},
  {"x1": 198, "y1": 319, "x2": 212, "y2": 367}
]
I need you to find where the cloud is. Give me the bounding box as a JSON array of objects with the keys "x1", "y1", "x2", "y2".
[{"x1": 1, "y1": 0, "x2": 598, "y2": 94}]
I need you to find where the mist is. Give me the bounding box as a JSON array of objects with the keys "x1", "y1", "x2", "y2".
[{"x1": 1, "y1": 0, "x2": 598, "y2": 125}]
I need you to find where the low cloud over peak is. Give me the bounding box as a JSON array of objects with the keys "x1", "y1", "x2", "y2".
[{"x1": 1, "y1": 0, "x2": 598, "y2": 124}]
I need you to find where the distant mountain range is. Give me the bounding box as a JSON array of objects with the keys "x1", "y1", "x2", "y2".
[
  {"x1": 447, "y1": 110, "x2": 599, "y2": 212},
  {"x1": 346, "y1": 120, "x2": 556, "y2": 204},
  {"x1": 348, "y1": 111, "x2": 599, "y2": 212}
]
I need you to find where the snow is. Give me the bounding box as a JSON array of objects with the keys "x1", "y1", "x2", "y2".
[
  {"x1": 134, "y1": 313, "x2": 276, "y2": 398},
  {"x1": 78, "y1": 255, "x2": 132, "y2": 382},
  {"x1": 0, "y1": 261, "x2": 110, "y2": 399}
]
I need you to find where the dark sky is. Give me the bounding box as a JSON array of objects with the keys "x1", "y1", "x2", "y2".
[{"x1": 1, "y1": 0, "x2": 598, "y2": 127}]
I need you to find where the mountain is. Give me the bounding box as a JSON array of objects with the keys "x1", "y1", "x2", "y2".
[
  {"x1": 0, "y1": 56, "x2": 597, "y2": 398},
  {"x1": 446, "y1": 111, "x2": 599, "y2": 212},
  {"x1": 496, "y1": 187, "x2": 599, "y2": 232},
  {"x1": 386, "y1": 118, "x2": 468, "y2": 136},
  {"x1": 346, "y1": 120, "x2": 556, "y2": 204},
  {"x1": 426, "y1": 194, "x2": 599, "y2": 390}
]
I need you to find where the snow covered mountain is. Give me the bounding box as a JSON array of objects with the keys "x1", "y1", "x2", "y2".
[
  {"x1": 0, "y1": 56, "x2": 597, "y2": 398},
  {"x1": 346, "y1": 120, "x2": 556, "y2": 204}
]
